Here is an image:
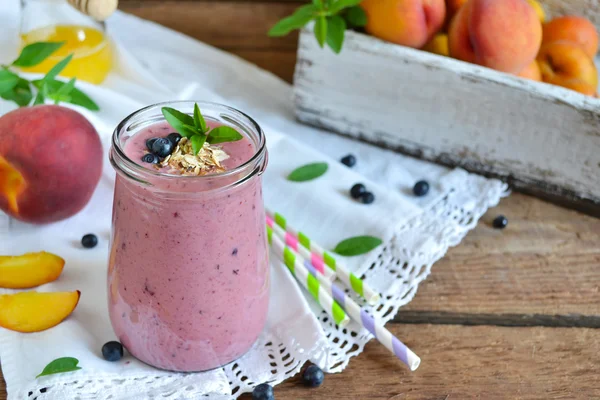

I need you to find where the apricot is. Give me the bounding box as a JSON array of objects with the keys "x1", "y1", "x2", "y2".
[
  {"x1": 0, "y1": 290, "x2": 80, "y2": 333},
  {"x1": 537, "y1": 41, "x2": 598, "y2": 96},
  {"x1": 0, "y1": 252, "x2": 65, "y2": 289},
  {"x1": 526, "y1": 0, "x2": 545, "y2": 23},
  {"x1": 423, "y1": 33, "x2": 449, "y2": 56},
  {"x1": 543, "y1": 16, "x2": 599, "y2": 58},
  {"x1": 0, "y1": 105, "x2": 102, "y2": 224},
  {"x1": 361, "y1": 0, "x2": 446, "y2": 49},
  {"x1": 448, "y1": 0, "x2": 542, "y2": 73},
  {"x1": 517, "y1": 60, "x2": 542, "y2": 81}
]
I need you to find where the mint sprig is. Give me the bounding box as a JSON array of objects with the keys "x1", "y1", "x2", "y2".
[
  {"x1": 161, "y1": 103, "x2": 243, "y2": 155},
  {"x1": 0, "y1": 42, "x2": 99, "y2": 110},
  {"x1": 333, "y1": 235, "x2": 383, "y2": 256},
  {"x1": 268, "y1": 0, "x2": 367, "y2": 53}
]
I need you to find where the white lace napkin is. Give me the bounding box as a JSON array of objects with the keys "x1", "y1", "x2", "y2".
[{"x1": 0, "y1": 2, "x2": 508, "y2": 399}]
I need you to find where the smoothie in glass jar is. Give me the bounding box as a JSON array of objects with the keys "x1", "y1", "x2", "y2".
[{"x1": 108, "y1": 102, "x2": 269, "y2": 372}]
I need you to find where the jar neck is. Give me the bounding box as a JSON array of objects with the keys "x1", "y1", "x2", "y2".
[{"x1": 110, "y1": 101, "x2": 268, "y2": 195}]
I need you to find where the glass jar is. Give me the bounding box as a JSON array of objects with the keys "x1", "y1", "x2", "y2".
[
  {"x1": 20, "y1": 0, "x2": 113, "y2": 84},
  {"x1": 108, "y1": 102, "x2": 269, "y2": 372}
]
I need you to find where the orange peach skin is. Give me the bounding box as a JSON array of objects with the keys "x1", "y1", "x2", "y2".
[
  {"x1": 0, "y1": 252, "x2": 65, "y2": 289},
  {"x1": 361, "y1": 0, "x2": 446, "y2": 49},
  {"x1": 423, "y1": 33, "x2": 449, "y2": 56},
  {"x1": 537, "y1": 41, "x2": 598, "y2": 96},
  {"x1": 543, "y1": 16, "x2": 599, "y2": 59},
  {"x1": 446, "y1": 0, "x2": 467, "y2": 22},
  {"x1": 517, "y1": 60, "x2": 542, "y2": 81},
  {"x1": 0, "y1": 291, "x2": 80, "y2": 333},
  {"x1": 0, "y1": 105, "x2": 102, "y2": 224},
  {"x1": 448, "y1": 0, "x2": 542, "y2": 73}
]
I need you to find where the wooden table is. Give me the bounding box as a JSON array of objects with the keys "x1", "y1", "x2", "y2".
[{"x1": 2, "y1": 1, "x2": 600, "y2": 398}]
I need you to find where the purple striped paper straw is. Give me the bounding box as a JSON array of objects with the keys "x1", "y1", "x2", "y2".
[{"x1": 268, "y1": 225, "x2": 421, "y2": 371}]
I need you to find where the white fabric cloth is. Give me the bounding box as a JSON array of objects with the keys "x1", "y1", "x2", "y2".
[{"x1": 0, "y1": 1, "x2": 509, "y2": 398}]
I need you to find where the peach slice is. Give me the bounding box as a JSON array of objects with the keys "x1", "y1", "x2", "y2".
[
  {"x1": 0, "y1": 252, "x2": 65, "y2": 289},
  {"x1": 0, "y1": 291, "x2": 80, "y2": 333},
  {"x1": 0, "y1": 155, "x2": 26, "y2": 214}
]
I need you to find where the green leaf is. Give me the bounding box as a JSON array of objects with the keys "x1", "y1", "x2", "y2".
[
  {"x1": 36, "y1": 357, "x2": 82, "y2": 378},
  {"x1": 326, "y1": 15, "x2": 346, "y2": 53},
  {"x1": 314, "y1": 16, "x2": 328, "y2": 48},
  {"x1": 193, "y1": 103, "x2": 208, "y2": 133},
  {"x1": 313, "y1": 0, "x2": 323, "y2": 8},
  {"x1": 207, "y1": 126, "x2": 243, "y2": 144},
  {"x1": 333, "y1": 236, "x2": 383, "y2": 257},
  {"x1": 190, "y1": 133, "x2": 207, "y2": 155},
  {"x1": 0, "y1": 69, "x2": 20, "y2": 94},
  {"x1": 329, "y1": 0, "x2": 364, "y2": 14},
  {"x1": 32, "y1": 79, "x2": 99, "y2": 110},
  {"x1": 161, "y1": 107, "x2": 197, "y2": 138},
  {"x1": 287, "y1": 162, "x2": 328, "y2": 182},
  {"x1": 345, "y1": 6, "x2": 367, "y2": 27},
  {"x1": 268, "y1": 4, "x2": 317, "y2": 37},
  {"x1": 44, "y1": 54, "x2": 73, "y2": 81},
  {"x1": 13, "y1": 41, "x2": 65, "y2": 67},
  {"x1": 55, "y1": 77, "x2": 76, "y2": 97},
  {"x1": 1, "y1": 78, "x2": 33, "y2": 106}
]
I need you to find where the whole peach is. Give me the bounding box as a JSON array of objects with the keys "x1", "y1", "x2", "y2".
[
  {"x1": 537, "y1": 41, "x2": 598, "y2": 96},
  {"x1": 361, "y1": 0, "x2": 446, "y2": 49},
  {"x1": 446, "y1": 0, "x2": 467, "y2": 22},
  {"x1": 448, "y1": 0, "x2": 542, "y2": 73},
  {"x1": 543, "y1": 16, "x2": 599, "y2": 58},
  {"x1": 517, "y1": 60, "x2": 542, "y2": 81},
  {"x1": 0, "y1": 105, "x2": 102, "y2": 223},
  {"x1": 526, "y1": 0, "x2": 545, "y2": 23}
]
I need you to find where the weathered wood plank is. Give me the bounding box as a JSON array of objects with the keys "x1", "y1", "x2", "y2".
[
  {"x1": 397, "y1": 193, "x2": 600, "y2": 319},
  {"x1": 119, "y1": 1, "x2": 302, "y2": 51},
  {"x1": 229, "y1": 50, "x2": 297, "y2": 83}
]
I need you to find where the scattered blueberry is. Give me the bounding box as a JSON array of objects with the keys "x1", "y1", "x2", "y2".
[
  {"x1": 252, "y1": 383, "x2": 274, "y2": 400},
  {"x1": 350, "y1": 183, "x2": 367, "y2": 199},
  {"x1": 302, "y1": 365, "x2": 324, "y2": 388},
  {"x1": 360, "y1": 192, "x2": 375, "y2": 204},
  {"x1": 340, "y1": 154, "x2": 356, "y2": 167},
  {"x1": 413, "y1": 180, "x2": 430, "y2": 197},
  {"x1": 102, "y1": 341, "x2": 124, "y2": 362},
  {"x1": 141, "y1": 153, "x2": 159, "y2": 164},
  {"x1": 167, "y1": 132, "x2": 182, "y2": 146},
  {"x1": 81, "y1": 234, "x2": 98, "y2": 249},
  {"x1": 146, "y1": 137, "x2": 158, "y2": 151},
  {"x1": 493, "y1": 215, "x2": 508, "y2": 229},
  {"x1": 151, "y1": 137, "x2": 173, "y2": 157}
]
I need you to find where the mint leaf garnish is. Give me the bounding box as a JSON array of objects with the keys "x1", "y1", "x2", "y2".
[
  {"x1": 287, "y1": 162, "x2": 328, "y2": 182},
  {"x1": 268, "y1": 0, "x2": 367, "y2": 52},
  {"x1": 345, "y1": 6, "x2": 367, "y2": 27},
  {"x1": 326, "y1": 15, "x2": 346, "y2": 53},
  {"x1": 161, "y1": 103, "x2": 244, "y2": 156},
  {"x1": 1, "y1": 78, "x2": 32, "y2": 106},
  {"x1": 333, "y1": 236, "x2": 383, "y2": 257},
  {"x1": 12, "y1": 41, "x2": 65, "y2": 67},
  {"x1": 36, "y1": 357, "x2": 82, "y2": 378},
  {"x1": 44, "y1": 53, "x2": 73, "y2": 81},
  {"x1": 0, "y1": 69, "x2": 20, "y2": 94},
  {"x1": 207, "y1": 126, "x2": 243, "y2": 144}
]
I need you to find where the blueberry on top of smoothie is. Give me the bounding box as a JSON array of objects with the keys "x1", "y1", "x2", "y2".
[
  {"x1": 167, "y1": 132, "x2": 182, "y2": 146},
  {"x1": 151, "y1": 138, "x2": 173, "y2": 158},
  {"x1": 146, "y1": 138, "x2": 158, "y2": 151}
]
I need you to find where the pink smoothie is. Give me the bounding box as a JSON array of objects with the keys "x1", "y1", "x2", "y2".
[{"x1": 108, "y1": 120, "x2": 269, "y2": 372}]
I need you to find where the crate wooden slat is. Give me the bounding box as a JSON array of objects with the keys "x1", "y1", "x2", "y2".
[{"x1": 292, "y1": 1, "x2": 600, "y2": 216}]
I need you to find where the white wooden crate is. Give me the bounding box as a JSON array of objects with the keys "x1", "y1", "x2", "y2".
[{"x1": 292, "y1": 0, "x2": 600, "y2": 215}]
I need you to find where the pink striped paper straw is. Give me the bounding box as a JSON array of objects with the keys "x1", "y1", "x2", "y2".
[
  {"x1": 266, "y1": 210, "x2": 381, "y2": 305},
  {"x1": 267, "y1": 226, "x2": 420, "y2": 371}
]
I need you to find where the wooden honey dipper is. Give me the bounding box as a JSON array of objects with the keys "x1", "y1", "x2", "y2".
[{"x1": 66, "y1": 0, "x2": 119, "y2": 21}]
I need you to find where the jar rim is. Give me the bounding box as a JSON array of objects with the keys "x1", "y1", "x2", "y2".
[{"x1": 110, "y1": 101, "x2": 267, "y2": 187}]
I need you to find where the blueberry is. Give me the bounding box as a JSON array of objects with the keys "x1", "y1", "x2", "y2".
[
  {"x1": 167, "y1": 132, "x2": 182, "y2": 146},
  {"x1": 81, "y1": 234, "x2": 98, "y2": 249},
  {"x1": 102, "y1": 341, "x2": 124, "y2": 362},
  {"x1": 493, "y1": 215, "x2": 508, "y2": 229},
  {"x1": 359, "y1": 192, "x2": 375, "y2": 204},
  {"x1": 141, "y1": 153, "x2": 159, "y2": 164},
  {"x1": 340, "y1": 154, "x2": 356, "y2": 167},
  {"x1": 413, "y1": 180, "x2": 430, "y2": 197},
  {"x1": 350, "y1": 183, "x2": 367, "y2": 199},
  {"x1": 151, "y1": 138, "x2": 173, "y2": 157},
  {"x1": 302, "y1": 365, "x2": 324, "y2": 388},
  {"x1": 146, "y1": 138, "x2": 158, "y2": 151},
  {"x1": 252, "y1": 383, "x2": 274, "y2": 400}
]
